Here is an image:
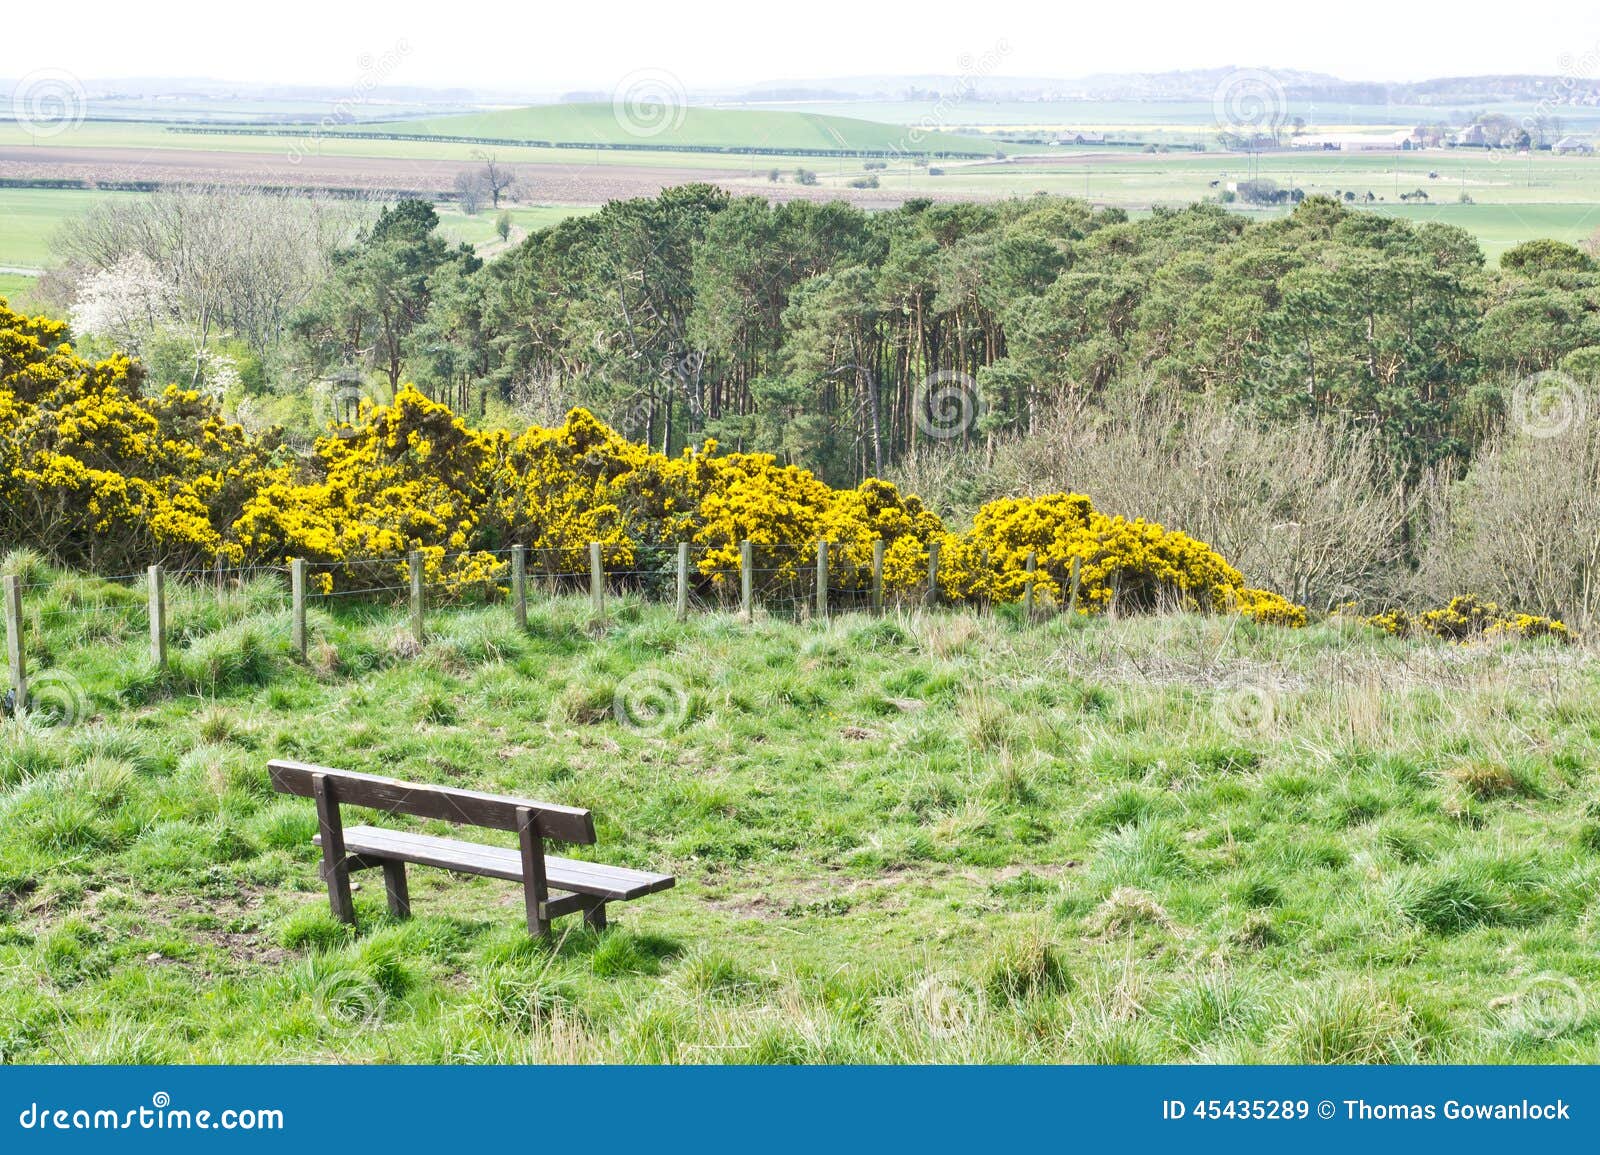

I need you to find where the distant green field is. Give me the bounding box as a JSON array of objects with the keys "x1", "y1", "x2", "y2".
[
  {"x1": 0, "y1": 187, "x2": 593, "y2": 270},
  {"x1": 435, "y1": 202, "x2": 597, "y2": 247},
  {"x1": 0, "y1": 188, "x2": 148, "y2": 267},
  {"x1": 0, "y1": 272, "x2": 37, "y2": 307},
  {"x1": 355, "y1": 102, "x2": 999, "y2": 155},
  {"x1": 1366, "y1": 202, "x2": 1600, "y2": 259}
]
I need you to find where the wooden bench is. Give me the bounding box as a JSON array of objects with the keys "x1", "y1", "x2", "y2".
[{"x1": 268, "y1": 759, "x2": 674, "y2": 936}]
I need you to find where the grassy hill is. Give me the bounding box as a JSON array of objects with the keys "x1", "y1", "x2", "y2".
[
  {"x1": 1, "y1": 554, "x2": 1597, "y2": 1062},
  {"x1": 353, "y1": 102, "x2": 1000, "y2": 155}
]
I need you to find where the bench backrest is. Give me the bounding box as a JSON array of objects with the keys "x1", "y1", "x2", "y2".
[{"x1": 268, "y1": 759, "x2": 596, "y2": 844}]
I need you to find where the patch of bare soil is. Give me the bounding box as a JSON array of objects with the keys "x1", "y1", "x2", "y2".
[{"x1": 0, "y1": 145, "x2": 988, "y2": 208}]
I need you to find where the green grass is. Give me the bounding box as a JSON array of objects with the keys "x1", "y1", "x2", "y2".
[
  {"x1": 3, "y1": 554, "x2": 1599, "y2": 1063},
  {"x1": 0, "y1": 188, "x2": 148, "y2": 269},
  {"x1": 363, "y1": 102, "x2": 998, "y2": 155},
  {"x1": 434, "y1": 203, "x2": 598, "y2": 249},
  {"x1": 0, "y1": 272, "x2": 38, "y2": 308},
  {"x1": 1365, "y1": 203, "x2": 1600, "y2": 260}
]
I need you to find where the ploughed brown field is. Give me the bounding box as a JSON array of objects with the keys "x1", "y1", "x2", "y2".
[{"x1": 0, "y1": 144, "x2": 946, "y2": 208}]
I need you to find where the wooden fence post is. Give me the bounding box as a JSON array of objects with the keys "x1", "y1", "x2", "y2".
[
  {"x1": 740, "y1": 540, "x2": 754, "y2": 620},
  {"x1": 3, "y1": 574, "x2": 24, "y2": 714},
  {"x1": 511, "y1": 544, "x2": 527, "y2": 630},
  {"x1": 408, "y1": 550, "x2": 425, "y2": 645},
  {"x1": 214, "y1": 556, "x2": 225, "y2": 607},
  {"x1": 589, "y1": 541, "x2": 604, "y2": 614},
  {"x1": 925, "y1": 538, "x2": 941, "y2": 608},
  {"x1": 1067, "y1": 555, "x2": 1082, "y2": 618},
  {"x1": 872, "y1": 539, "x2": 885, "y2": 615},
  {"x1": 291, "y1": 558, "x2": 308, "y2": 660},
  {"x1": 816, "y1": 540, "x2": 829, "y2": 620},
  {"x1": 147, "y1": 564, "x2": 166, "y2": 669},
  {"x1": 676, "y1": 541, "x2": 690, "y2": 620},
  {"x1": 1024, "y1": 550, "x2": 1037, "y2": 620}
]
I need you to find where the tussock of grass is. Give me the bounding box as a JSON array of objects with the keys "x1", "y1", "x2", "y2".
[
  {"x1": 1273, "y1": 982, "x2": 1426, "y2": 1063},
  {"x1": 1085, "y1": 887, "x2": 1178, "y2": 939}
]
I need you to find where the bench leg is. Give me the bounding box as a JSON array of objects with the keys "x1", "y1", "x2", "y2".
[
  {"x1": 382, "y1": 860, "x2": 410, "y2": 918},
  {"x1": 524, "y1": 887, "x2": 550, "y2": 938},
  {"x1": 517, "y1": 806, "x2": 550, "y2": 938},
  {"x1": 313, "y1": 774, "x2": 355, "y2": 926},
  {"x1": 584, "y1": 903, "x2": 607, "y2": 932},
  {"x1": 318, "y1": 858, "x2": 356, "y2": 925}
]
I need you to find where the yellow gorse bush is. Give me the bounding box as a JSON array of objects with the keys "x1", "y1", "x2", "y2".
[
  {"x1": 1, "y1": 299, "x2": 1322, "y2": 625},
  {"x1": 0, "y1": 301, "x2": 283, "y2": 572},
  {"x1": 1364, "y1": 595, "x2": 1571, "y2": 643}
]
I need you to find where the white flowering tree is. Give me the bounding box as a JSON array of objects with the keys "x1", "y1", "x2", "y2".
[{"x1": 69, "y1": 253, "x2": 173, "y2": 355}]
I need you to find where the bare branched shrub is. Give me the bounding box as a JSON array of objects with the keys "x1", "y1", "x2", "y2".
[
  {"x1": 1414, "y1": 392, "x2": 1600, "y2": 628},
  {"x1": 986, "y1": 386, "x2": 1412, "y2": 607},
  {"x1": 53, "y1": 186, "x2": 363, "y2": 361}
]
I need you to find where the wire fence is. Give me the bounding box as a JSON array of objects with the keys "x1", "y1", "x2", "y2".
[{"x1": 1, "y1": 539, "x2": 1067, "y2": 712}]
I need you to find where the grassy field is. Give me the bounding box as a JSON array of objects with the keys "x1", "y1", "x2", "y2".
[
  {"x1": 433, "y1": 202, "x2": 597, "y2": 248},
  {"x1": 366, "y1": 102, "x2": 999, "y2": 154},
  {"x1": 2, "y1": 554, "x2": 1597, "y2": 1063},
  {"x1": 0, "y1": 187, "x2": 595, "y2": 271},
  {"x1": 0, "y1": 188, "x2": 149, "y2": 269},
  {"x1": 0, "y1": 273, "x2": 38, "y2": 308}
]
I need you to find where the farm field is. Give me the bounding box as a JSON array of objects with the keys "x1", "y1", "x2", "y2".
[
  {"x1": 434, "y1": 202, "x2": 598, "y2": 248},
  {"x1": 0, "y1": 273, "x2": 38, "y2": 305},
  {"x1": 1, "y1": 560, "x2": 1597, "y2": 1063},
  {"x1": 0, "y1": 187, "x2": 148, "y2": 269},
  {"x1": 3, "y1": 107, "x2": 1600, "y2": 269},
  {"x1": 361, "y1": 102, "x2": 999, "y2": 154}
]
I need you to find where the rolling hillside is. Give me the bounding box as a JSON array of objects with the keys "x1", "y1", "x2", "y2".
[{"x1": 346, "y1": 102, "x2": 1000, "y2": 155}]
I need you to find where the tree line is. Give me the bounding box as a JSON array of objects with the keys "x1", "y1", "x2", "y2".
[
  {"x1": 52, "y1": 185, "x2": 1600, "y2": 490},
  {"x1": 293, "y1": 189, "x2": 1600, "y2": 485}
]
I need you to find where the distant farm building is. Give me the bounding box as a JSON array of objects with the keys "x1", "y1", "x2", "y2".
[
  {"x1": 1053, "y1": 131, "x2": 1107, "y2": 145},
  {"x1": 1290, "y1": 129, "x2": 1418, "y2": 151},
  {"x1": 1452, "y1": 124, "x2": 1491, "y2": 147},
  {"x1": 1552, "y1": 135, "x2": 1593, "y2": 155}
]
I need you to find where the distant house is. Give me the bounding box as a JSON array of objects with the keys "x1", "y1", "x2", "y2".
[
  {"x1": 1552, "y1": 135, "x2": 1593, "y2": 155},
  {"x1": 1452, "y1": 124, "x2": 1491, "y2": 147},
  {"x1": 1290, "y1": 129, "x2": 1416, "y2": 151},
  {"x1": 1053, "y1": 131, "x2": 1107, "y2": 146}
]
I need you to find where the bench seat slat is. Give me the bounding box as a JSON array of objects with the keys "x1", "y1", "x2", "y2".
[{"x1": 315, "y1": 826, "x2": 675, "y2": 901}]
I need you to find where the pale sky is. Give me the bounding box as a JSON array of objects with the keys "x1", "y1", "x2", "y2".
[{"x1": 6, "y1": 0, "x2": 1600, "y2": 91}]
